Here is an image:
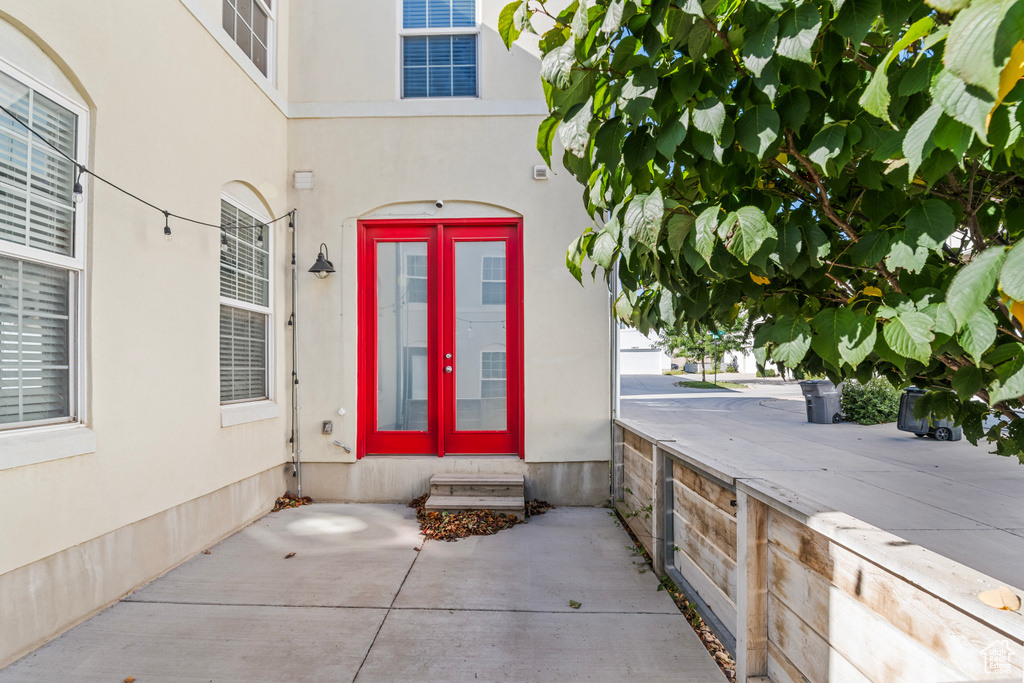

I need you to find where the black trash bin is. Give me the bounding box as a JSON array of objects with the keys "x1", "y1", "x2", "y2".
[
  {"x1": 799, "y1": 380, "x2": 842, "y2": 424},
  {"x1": 897, "y1": 388, "x2": 962, "y2": 441}
]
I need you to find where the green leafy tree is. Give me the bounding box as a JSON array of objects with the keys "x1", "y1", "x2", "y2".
[
  {"x1": 501, "y1": 0, "x2": 1024, "y2": 461},
  {"x1": 658, "y1": 322, "x2": 746, "y2": 380}
]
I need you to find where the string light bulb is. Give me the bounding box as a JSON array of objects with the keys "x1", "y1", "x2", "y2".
[
  {"x1": 72, "y1": 166, "x2": 84, "y2": 204},
  {"x1": 220, "y1": 231, "x2": 229, "y2": 252},
  {"x1": 163, "y1": 211, "x2": 172, "y2": 241},
  {"x1": 256, "y1": 226, "x2": 264, "y2": 249}
]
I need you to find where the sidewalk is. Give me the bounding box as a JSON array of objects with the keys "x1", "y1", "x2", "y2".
[
  {"x1": 0, "y1": 504, "x2": 725, "y2": 682},
  {"x1": 621, "y1": 373, "x2": 1024, "y2": 591}
]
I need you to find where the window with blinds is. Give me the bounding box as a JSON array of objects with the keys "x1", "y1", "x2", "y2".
[
  {"x1": 220, "y1": 200, "x2": 270, "y2": 403},
  {"x1": 0, "y1": 67, "x2": 81, "y2": 430},
  {"x1": 401, "y1": 0, "x2": 478, "y2": 99}
]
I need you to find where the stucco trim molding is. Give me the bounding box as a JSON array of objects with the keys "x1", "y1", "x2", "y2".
[
  {"x1": 0, "y1": 465, "x2": 286, "y2": 669},
  {"x1": 221, "y1": 400, "x2": 280, "y2": 427},
  {"x1": 288, "y1": 99, "x2": 549, "y2": 119},
  {"x1": 0, "y1": 425, "x2": 96, "y2": 471}
]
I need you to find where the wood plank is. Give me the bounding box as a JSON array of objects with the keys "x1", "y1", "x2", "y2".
[
  {"x1": 623, "y1": 450, "x2": 652, "y2": 493},
  {"x1": 767, "y1": 508, "x2": 833, "y2": 581},
  {"x1": 767, "y1": 594, "x2": 871, "y2": 683},
  {"x1": 623, "y1": 429, "x2": 653, "y2": 458},
  {"x1": 622, "y1": 490, "x2": 653, "y2": 544},
  {"x1": 737, "y1": 493, "x2": 768, "y2": 682},
  {"x1": 828, "y1": 540, "x2": 1024, "y2": 680},
  {"x1": 674, "y1": 461, "x2": 737, "y2": 517},
  {"x1": 770, "y1": 540, "x2": 986, "y2": 682},
  {"x1": 765, "y1": 640, "x2": 804, "y2": 683},
  {"x1": 622, "y1": 467, "x2": 653, "y2": 515},
  {"x1": 674, "y1": 509, "x2": 737, "y2": 601},
  {"x1": 673, "y1": 480, "x2": 737, "y2": 561},
  {"x1": 672, "y1": 541, "x2": 738, "y2": 630}
]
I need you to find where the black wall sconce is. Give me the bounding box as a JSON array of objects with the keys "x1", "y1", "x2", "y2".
[{"x1": 309, "y1": 243, "x2": 335, "y2": 279}]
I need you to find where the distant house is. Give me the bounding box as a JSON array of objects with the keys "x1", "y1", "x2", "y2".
[
  {"x1": 0, "y1": 0, "x2": 610, "y2": 667},
  {"x1": 618, "y1": 325, "x2": 672, "y2": 375}
]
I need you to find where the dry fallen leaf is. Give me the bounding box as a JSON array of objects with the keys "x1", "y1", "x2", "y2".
[
  {"x1": 413, "y1": 547, "x2": 421, "y2": 551},
  {"x1": 284, "y1": 552, "x2": 296, "y2": 559},
  {"x1": 202, "y1": 550, "x2": 211, "y2": 555},
  {"x1": 569, "y1": 600, "x2": 581, "y2": 609},
  {"x1": 979, "y1": 586, "x2": 1021, "y2": 611},
  {"x1": 124, "y1": 677, "x2": 135, "y2": 683}
]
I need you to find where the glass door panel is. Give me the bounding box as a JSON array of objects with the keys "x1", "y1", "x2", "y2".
[
  {"x1": 376, "y1": 241, "x2": 430, "y2": 431},
  {"x1": 454, "y1": 241, "x2": 507, "y2": 432}
]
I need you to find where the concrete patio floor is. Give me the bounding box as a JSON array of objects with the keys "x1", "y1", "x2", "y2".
[{"x1": 0, "y1": 504, "x2": 726, "y2": 682}]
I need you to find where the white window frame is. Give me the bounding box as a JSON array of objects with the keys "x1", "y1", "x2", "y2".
[
  {"x1": 398, "y1": 0, "x2": 481, "y2": 100},
  {"x1": 0, "y1": 56, "x2": 88, "y2": 433},
  {"x1": 219, "y1": 193, "x2": 274, "y2": 406},
  {"x1": 404, "y1": 251, "x2": 428, "y2": 305},
  {"x1": 221, "y1": 0, "x2": 276, "y2": 85},
  {"x1": 481, "y1": 254, "x2": 505, "y2": 306},
  {"x1": 480, "y1": 350, "x2": 506, "y2": 398}
]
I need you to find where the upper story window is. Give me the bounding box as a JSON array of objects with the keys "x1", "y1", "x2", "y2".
[
  {"x1": 219, "y1": 199, "x2": 271, "y2": 403},
  {"x1": 405, "y1": 253, "x2": 428, "y2": 304},
  {"x1": 0, "y1": 65, "x2": 86, "y2": 430},
  {"x1": 481, "y1": 255, "x2": 505, "y2": 305},
  {"x1": 222, "y1": 0, "x2": 273, "y2": 78},
  {"x1": 401, "y1": 0, "x2": 478, "y2": 98}
]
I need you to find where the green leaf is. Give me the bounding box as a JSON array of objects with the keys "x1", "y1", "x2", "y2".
[
  {"x1": 667, "y1": 213, "x2": 696, "y2": 255},
  {"x1": 499, "y1": 1, "x2": 524, "y2": 49},
  {"x1": 902, "y1": 103, "x2": 942, "y2": 181},
  {"x1": 692, "y1": 97, "x2": 726, "y2": 139},
  {"x1": 623, "y1": 126, "x2": 658, "y2": 171},
  {"x1": 931, "y1": 68, "x2": 995, "y2": 144},
  {"x1": 959, "y1": 306, "x2": 997, "y2": 363},
  {"x1": 775, "y1": 221, "x2": 802, "y2": 266},
  {"x1": 777, "y1": 3, "x2": 822, "y2": 64},
  {"x1": 601, "y1": 0, "x2": 626, "y2": 34},
  {"x1": 571, "y1": 0, "x2": 589, "y2": 38},
  {"x1": 945, "y1": 0, "x2": 1021, "y2": 99},
  {"x1": 860, "y1": 68, "x2": 893, "y2": 124},
  {"x1": 883, "y1": 312, "x2": 934, "y2": 364},
  {"x1": 802, "y1": 223, "x2": 831, "y2": 265},
  {"x1": 849, "y1": 231, "x2": 889, "y2": 266},
  {"x1": 833, "y1": 0, "x2": 881, "y2": 47},
  {"x1": 623, "y1": 189, "x2": 664, "y2": 249},
  {"x1": 592, "y1": 230, "x2": 617, "y2": 268},
  {"x1": 999, "y1": 240, "x2": 1024, "y2": 299},
  {"x1": 811, "y1": 308, "x2": 844, "y2": 368},
  {"x1": 621, "y1": 67, "x2": 659, "y2": 123},
  {"x1": 928, "y1": 390, "x2": 961, "y2": 420},
  {"x1": 541, "y1": 43, "x2": 575, "y2": 88},
  {"x1": 742, "y1": 16, "x2": 779, "y2": 77},
  {"x1": 594, "y1": 116, "x2": 626, "y2": 166},
  {"x1": 885, "y1": 235, "x2": 929, "y2": 273},
  {"x1": 990, "y1": 353, "x2": 1024, "y2": 405},
  {"x1": 735, "y1": 105, "x2": 781, "y2": 160},
  {"x1": 808, "y1": 124, "x2": 846, "y2": 171},
  {"x1": 905, "y1": 199, "x2": 957, "y2": 251},
  {"x1": 558, "y1": 101, "x2": 593, "y2": 157},
  {"x1": 723, "y1": 206, "x2": 775, "y2": 264},
  {"x1": 537, "y1": 115, "x2": 560, "y2": 167},
  {"x1": 926, "y1": 0, "x2": 970, "y2": 12},
  {"x1": 946, "y1": 247, "x2": 1008, "y2": 327},
  {"x1": 951, "y1": 365, "x2": 985, "y2": 401},
  {"x1": 838, "y1": 310, "x2": 878, "y2": 367},
  {"x1": 694, "y1": 205, "x2": 721, "y2": 263},
  {"x1": 769, "y1": 314, "x2": 813, "y2": 366},
  {"x1": 656, "y1": 112, "x2": 689, "y2": 158}
]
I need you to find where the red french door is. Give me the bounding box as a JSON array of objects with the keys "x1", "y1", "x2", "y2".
[{"x1": 358, "y1": 219, "x2": 522, "y2": 458}]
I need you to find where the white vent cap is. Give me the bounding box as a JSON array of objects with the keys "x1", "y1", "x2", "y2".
[
  {"x1": 533, "y1": 165, "x2": 549, "y2": 180},
  {"x1": 294, "y1": 171, "x2": 315, "y2": 190}
]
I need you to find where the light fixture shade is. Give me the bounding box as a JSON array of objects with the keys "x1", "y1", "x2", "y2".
[{"x1": 309, "y1": 243, "x2": 335, "y2": 279}]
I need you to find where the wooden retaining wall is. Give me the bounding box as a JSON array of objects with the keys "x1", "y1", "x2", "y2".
[{"x1": 614, "y1": 420, "x2": 1024, "y2": 683}]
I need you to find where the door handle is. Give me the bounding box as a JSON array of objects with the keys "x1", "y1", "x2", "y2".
[{"x1": 445, "y1": 366, "x2": 453, "y2": 373}]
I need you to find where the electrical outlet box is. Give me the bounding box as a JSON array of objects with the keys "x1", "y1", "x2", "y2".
[{"x1": 322, "y1": 420, "x2": 333, "y2": 435}]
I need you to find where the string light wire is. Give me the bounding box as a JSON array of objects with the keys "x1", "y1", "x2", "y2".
[{"x1": 0, "y1": 101, "x2": 294, "y2": 231}]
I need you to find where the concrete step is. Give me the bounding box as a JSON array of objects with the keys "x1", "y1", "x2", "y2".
[
  {"x1": 428, "y1": 473, "x2": 524, "y2": 498},
  {"x1": 423, "y1": 495, "x2": 526, "y2": 520}
]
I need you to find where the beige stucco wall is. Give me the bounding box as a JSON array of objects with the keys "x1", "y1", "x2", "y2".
[
  {"x1": 0, "y1": 0, "x2": 609, "y2": 663},
  {"x1": 0, "y1": 1, "x2": 290, "y2": 577}
]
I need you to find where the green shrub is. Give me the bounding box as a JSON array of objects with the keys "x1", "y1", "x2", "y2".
[
  {"x1": 725, "y1": 366, "x2": 738, "y2": 373},
  {"x1": 841, "y1": 378, "x2": 901, "y2": 425},
  {"x1": 756, "y1": 368, "x2": 777, "y2": 377}
]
